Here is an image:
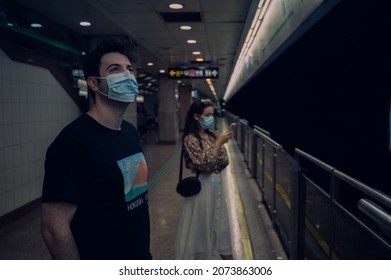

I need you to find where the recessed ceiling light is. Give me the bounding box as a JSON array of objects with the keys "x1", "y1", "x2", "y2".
[
  {"x1": 159, "y1": 69, "x2": 166, "y2": 73},
  {"x1": 192, "y1": 51, "x2": 201, "y2": 55},
  {"x1": 147, "y1": 62, "x2": 154, "y2": 67},
  {"x1": 195, "y1": 58, "x2": 204, "y2": 62},
  {"x1": 187, "y1": 39, "x2": 197, "y2": 44},
  {"x1": 79, "y1": 21, "x2": 91, "y2": 27},
  {"x1": 169, "y1": 3, "x2": 184, "y2": 9},
  {"x1": 30, "y1": 23, "x2": 42, "y2": 28},
  {"x1": 180, "y1": 25, "x2": 191, "y2": 30}
]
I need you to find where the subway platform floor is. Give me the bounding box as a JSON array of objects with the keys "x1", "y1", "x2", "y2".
[{"x1": 0, "y1": 118, "x2": 286, "y2": 260}]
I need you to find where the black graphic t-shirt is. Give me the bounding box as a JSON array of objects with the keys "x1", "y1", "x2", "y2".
[{"x1": 42, "y1": 114, "x2": 151, "y2": 260}]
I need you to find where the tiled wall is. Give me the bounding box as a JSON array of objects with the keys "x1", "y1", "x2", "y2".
[{"x1": 0, "y1": 49, "x2": 81, "y2": 217}]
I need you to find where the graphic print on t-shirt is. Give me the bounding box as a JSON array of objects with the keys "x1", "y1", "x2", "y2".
[{"x1": 117, "y1": 152, "x2": 148, "y2": 205}]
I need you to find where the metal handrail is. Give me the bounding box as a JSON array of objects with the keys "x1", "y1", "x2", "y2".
[
  {"x1": 294, "y1": 148, "x2": 335, "y2": 173},
  {"x1": 358, "y1": 199, "x2": 391, "y2": 241},
  {"x1": 335, "y1": 171, "x2": 391, "y2": 208},
  {"x1": 254, "y1": 128, "x2": 282, "y2": 150},
  {"x1": 239, "y1": 118, "x2": 249, "y2": 125},
  {"x1": 254, "y1": 125, "x2": 271, "y2": 137},
  {"x1": 295, "y1": 149, "x2": 391, "y2": 208}
]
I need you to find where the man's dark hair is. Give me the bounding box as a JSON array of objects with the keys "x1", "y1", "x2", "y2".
[{"x1": 83, "y1": 37, "x2": 137, "y2": 99}]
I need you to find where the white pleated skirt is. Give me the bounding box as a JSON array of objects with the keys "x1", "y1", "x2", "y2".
[{"x1": 175, "y1": 172, "x2": 232, "y2": 259}]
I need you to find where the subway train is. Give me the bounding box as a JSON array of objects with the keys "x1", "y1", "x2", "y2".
[{"x1": 0, "y1": 0, "x2": 390, "y2": 260}]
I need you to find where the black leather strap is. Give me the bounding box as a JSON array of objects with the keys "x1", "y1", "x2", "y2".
[{"x1": 178, "y1": 137, "x2": 202, "y2": 181}]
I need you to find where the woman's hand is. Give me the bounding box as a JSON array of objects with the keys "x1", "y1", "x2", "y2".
[
  {"x1": 217, "y1": 130, "x2": 232, "y2": 145},
  {"x1": 213, "y1": 130, "x2": 232, "y2": 157}
]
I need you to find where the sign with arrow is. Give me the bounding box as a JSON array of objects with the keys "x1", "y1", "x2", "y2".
[{"x1": 168, "y1": 67, "x2": 219, "y2": 79}]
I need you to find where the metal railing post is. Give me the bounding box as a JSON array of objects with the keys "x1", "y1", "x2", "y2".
[{"x1": 272, "y1": 147, "x2": 277, "y2": 226}]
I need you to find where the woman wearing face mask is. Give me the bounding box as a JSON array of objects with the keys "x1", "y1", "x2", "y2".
[{"x1": 175, "y1": 99, "x2": 233, "y2": 260}]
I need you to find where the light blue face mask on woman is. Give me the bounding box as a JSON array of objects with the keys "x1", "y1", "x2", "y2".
[
  {"x1": 95, "y1": 70, "x2": 139, "y2": 102},
  {"x1": 201, "y1": 115, "x2": 215, "y2": 129}
]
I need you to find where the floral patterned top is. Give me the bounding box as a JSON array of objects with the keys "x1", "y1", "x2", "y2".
[{"x1": 183, "y1": 133, "x2": 229, "y2": 174}]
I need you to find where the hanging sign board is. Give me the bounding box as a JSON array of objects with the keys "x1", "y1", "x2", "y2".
[{"x1": 168, "y1": 67, "x2": 219, "y2": 79}]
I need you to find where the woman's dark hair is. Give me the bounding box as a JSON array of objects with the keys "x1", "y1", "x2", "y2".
[
  {"x1": 83, "y1": 36, "x2": 137, "y2": 99},
  {"x1": 182, "y1": 99, "x2": 215, "y2": 142}
]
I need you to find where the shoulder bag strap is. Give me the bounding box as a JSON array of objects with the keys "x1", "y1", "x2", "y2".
[
  {"x1": 178, "y1": 146, "x2": 184, "y2": 182},
  {"x1": 179, "y1": 137, "x2": 203, "y2": 181}
]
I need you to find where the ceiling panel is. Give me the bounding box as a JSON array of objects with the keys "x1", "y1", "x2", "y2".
[
  {"x1": 98, "y1": 0, "x2": 154, "y2": 13},
  {"x1": 116, "y1": 12, "x2": 163, "y2": 24},
  {"x1": 206, "y1": 22, "x2": 244, "y2": 32}
]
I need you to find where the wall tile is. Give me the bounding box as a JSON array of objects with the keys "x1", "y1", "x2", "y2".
[{"x1": 0, "y1": 48, "x2": 80, "y2": 217}]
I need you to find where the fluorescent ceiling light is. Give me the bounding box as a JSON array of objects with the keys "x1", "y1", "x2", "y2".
[
  {"x1": 79, "y1": 21, "x2": 91, "y2": 27},
  {"x1": 187, "y1": 39, "x2": 197, "y2": 44},
  {"x1": 169, "y1": 3, "x2": 184, "y2": 9},
  {"x1": 192, "y1": 51, "x2": 201, "y2": 55},
  {"x1": 30, "y1": 23, "x2": 42, "y2": 28},
  {"x1": 180, "y1": 25, "x2": 192, "y2": 30}
]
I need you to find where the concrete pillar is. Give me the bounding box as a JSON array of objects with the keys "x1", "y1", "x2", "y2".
[
  {"x1": 158, "y1": 76, "x2": 179, "y2": 143},
  {"x1": 178, "y1": 84, "x2": 192, "y2": 131}
]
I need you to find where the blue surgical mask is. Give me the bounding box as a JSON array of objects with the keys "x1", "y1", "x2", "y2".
[
  {"x1": 201, "y1": 115, "x2": 214, "y2": 129},
  {"x1": 95, "y1": 70, "x2": 139, "y2": 102}
]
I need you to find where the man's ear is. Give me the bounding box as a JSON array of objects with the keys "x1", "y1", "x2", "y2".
[{"x1": 87, "y1": 76, "x2": 99, "y2": 91}]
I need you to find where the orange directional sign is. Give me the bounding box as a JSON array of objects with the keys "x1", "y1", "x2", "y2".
[{"x1": 168, "y1": 67, "x2": 219, "y2": 79}]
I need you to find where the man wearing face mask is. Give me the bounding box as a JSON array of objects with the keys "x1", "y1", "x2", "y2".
[{"x1": 41, "y1": 37, "x2": 152, "y2": 260}]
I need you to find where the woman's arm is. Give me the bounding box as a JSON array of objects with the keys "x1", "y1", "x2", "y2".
[{"x1": 184, "y1": 132, "x2": 231, "y2": 172}]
